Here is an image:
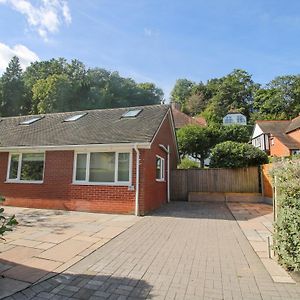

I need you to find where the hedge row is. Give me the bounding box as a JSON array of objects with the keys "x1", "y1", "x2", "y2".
[{"x1": 271, "y1": 159, "x2": 300, "y2": 271}]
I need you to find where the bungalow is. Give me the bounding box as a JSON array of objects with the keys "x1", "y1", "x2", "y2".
[
  {"x1": 251, "y1": 115, "x2": 300, "y2": 157},
  {"x1": 0, "y1": 105, "x2": 178, "y2": 216}
]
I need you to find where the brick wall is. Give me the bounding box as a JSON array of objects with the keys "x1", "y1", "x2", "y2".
[
  {"x1": 288, "y1": 128, "x2": 300, "y2": 146},
  {"x1": 0, "y1": 150, "x2": 136, "y2": 214},
  {"x1": 269, "y1": 137, "x2": 291, "y2": 157},
  {"x1": 139, "y1": 113, "x2": 178, "y2": 215}
]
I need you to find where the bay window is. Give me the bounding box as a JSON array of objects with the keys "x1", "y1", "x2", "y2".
[
  {"x1": 74, "y1": 151, "x2": 131, "y2": 184},
  {"x1": 7, "y1": 153, "x2": 45, "y2": 182}
]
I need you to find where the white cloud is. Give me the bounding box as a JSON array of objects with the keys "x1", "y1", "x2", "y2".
[
  {"x1": 0, "y1": 42, "x2": 39, "y2": 72},
  {"x1": 0, "y1": 0, "x2": 71, "y2": 41}
]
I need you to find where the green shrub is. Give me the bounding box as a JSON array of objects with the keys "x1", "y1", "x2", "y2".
[
  {"x1": 270, "y1": 159, "x2": 300, "y2": 271},
  {"x1": 0, "y1": 196, "x2": 18, "y2": 240},
  {"x1": 210, "y1": 141, "x2": 269, "y2": 168},
  {"x1": 178, "y1": 157, "x2": 199, "y2": 169}
]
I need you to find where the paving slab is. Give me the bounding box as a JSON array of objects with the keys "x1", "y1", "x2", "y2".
[
  {"x1": 1, "y1": 257, "x2": 62, "y2": 283},
  {"x1": 0, "y1": 206, "x2": 139, "y2": 299},
  {"x1": 38, "y1": 239, "x2": 92, "y2": 262},
  {"x1": 228, "y1": 202, "x2": 295, "y2": 284}
]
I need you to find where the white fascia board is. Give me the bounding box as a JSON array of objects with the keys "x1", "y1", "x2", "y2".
[
  {"x1": 252, "y1": 124, "x2": 264, "y2": 139},
  {"x1": 0, "y1": 142, "x2": 151, "y2": 152},
  {"x1": 151, "y1": 108, "x2": 180, "y2": 160}
]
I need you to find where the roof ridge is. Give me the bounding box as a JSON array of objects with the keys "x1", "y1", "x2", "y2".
[{"x1": 0, "y1": 104, "x2": 169, "y2": 119}]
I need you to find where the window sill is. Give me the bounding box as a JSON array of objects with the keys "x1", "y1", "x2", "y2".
[
  {"x1": 156, "y1": 179, "x2": 166, "y2": 182},
  {"x1": 72, "y1": 182, "x2": 131, "y2": 187},
  {"x1": 5, "y1": 180, "x2": 43, "y2": 184}
]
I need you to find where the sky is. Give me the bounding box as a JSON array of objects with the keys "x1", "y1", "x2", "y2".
[{"x1": 1, "y1": 0, "x2": 300, "y2": 100}]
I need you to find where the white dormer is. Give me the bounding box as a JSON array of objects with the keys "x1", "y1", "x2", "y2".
[{"x1": 223, "y1": 113, "x2": 247, "y2": 125}]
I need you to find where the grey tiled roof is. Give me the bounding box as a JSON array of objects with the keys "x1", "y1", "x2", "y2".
[
  {"x1": 286, "y1": 115, "x2": 300, "y2": 133},
  {"x1": 0, "y1": 105, "x2": 170, "y2": 147},
  {"x1": 256, "y1": 120, "x2": 291, "y2": 135}
]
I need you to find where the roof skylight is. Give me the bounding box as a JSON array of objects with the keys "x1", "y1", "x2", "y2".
[
  {"x1": 122, "y1": 109, "x2": 142, "y2": 118},
  {"x1": 64, "y1": 113, "x2": 87, "y2": 122},
  {"x1": 20, "y1": 117, "x2": 42, "y2": 125}
]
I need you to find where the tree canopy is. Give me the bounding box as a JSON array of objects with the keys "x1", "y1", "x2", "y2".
[
  {"x1": 0, "y1": 57, "x2": 164, "y2": 117},
  {"x1": 177, "y1": 124, "x2": 254, "y2": 168},
  {"x1": 170, "y1": 69, "x2": 300, "y2": 125},
  {"x1": 210, "y1": 141, "x2": 269, "y2": 168}
]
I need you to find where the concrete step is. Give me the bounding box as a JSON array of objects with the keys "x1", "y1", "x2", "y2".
[{"x1": 188, "y1": 192, "x2": 264, "y2": 203}]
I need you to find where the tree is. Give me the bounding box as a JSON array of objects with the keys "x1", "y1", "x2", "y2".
[
  {"x1": 0, "y1": 56, "x2": 26, "y2": 116},
  {"x1": 170, "y1": 79, "x2": 195, "y2": 107},
  {"x1": 210, "y1": 141, "x2": 268, "y2": 168},
  {"x1": 177, "y1": 125, "x2": 219, "y2": 167},
  {"x1": 32, "y1": 74, "x2": 73, "y2": 113},
  {"x1": 136, "y1": 82, "x2": 164, "y2": 105},
  {"x1": 202, "y1": 69, "x2": 258, "y2": 124},
  {"x1": 185, "y1": 93, "x2": 208, "y2": 116},
  {"x1": 252, "y1": 75, "x2": 300, "y2": 121},
  {"x1": 220, "y1": 124, "x2": 253, "y2": 143},
  {"x1": 177, "y1": 157, "x2": 199, "y2": 169}
]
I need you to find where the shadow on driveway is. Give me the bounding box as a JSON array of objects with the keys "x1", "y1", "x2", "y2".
[{"x1": 0, "y1": 258, "x2": 153, "y2": 299}]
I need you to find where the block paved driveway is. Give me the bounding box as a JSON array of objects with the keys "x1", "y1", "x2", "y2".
[{"x1": 3, "y1": 202, "x2": 300, "y2": 300}]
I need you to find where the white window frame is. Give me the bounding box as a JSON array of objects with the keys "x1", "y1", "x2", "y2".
[
  {"x1": 73, "y1": 150, "x2": 132, "y2": 186},
  {"x1": 156, "y1": 155, "x2": 165, "y2": 182},
  {"x1": 6, "y1": 152, "x2": 45, "y2": 184}
]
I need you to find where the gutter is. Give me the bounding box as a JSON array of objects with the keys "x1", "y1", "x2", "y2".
[
  {"x1": 134, "y1": 144, "x2": 140, "y2": 216},
  {"x1": 0, "y1": 142, "x2": 151, "y2": 152}
]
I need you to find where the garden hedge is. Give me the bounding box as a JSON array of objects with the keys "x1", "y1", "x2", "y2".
[{"x1": 271, "y1": 159, "x2": 300, "y2": 271}]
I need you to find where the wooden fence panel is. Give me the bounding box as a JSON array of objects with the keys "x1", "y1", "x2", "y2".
[{"x1": 171, "y1": 167, "x2": 260, "y2": 201}]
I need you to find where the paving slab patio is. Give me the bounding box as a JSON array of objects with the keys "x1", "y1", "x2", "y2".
[
  {"x1": 3, "y1": 202, "x2": 300, "y2": 300},
  {"x1": 227, "y1": 202, "x2": 295, "y2": 284},
  {"x1": 0, "y1": 206, "x2": 139, "y2": 298}
]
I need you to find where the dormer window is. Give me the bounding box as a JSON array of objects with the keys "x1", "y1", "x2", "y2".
[{"x1": 224, "y1": 116, "x2": 233, "y2": 124}]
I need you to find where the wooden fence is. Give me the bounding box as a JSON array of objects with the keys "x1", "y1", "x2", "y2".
[{"x1": 171, "y1": 167, "x2": 260, "y2": 201}]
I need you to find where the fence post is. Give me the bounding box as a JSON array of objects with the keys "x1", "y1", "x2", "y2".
[{"x1": 260, "y1": 165, "x2": 264, "y2": 197}]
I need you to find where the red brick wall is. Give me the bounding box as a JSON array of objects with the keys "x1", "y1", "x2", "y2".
[
  {"x1": 288, "y1": 129, "x2": 300, "y2": 146},
  {"x1": 0, "y1": 111, "x2": 178, "y2": 215},
  {"x1": 0, "y1": 151, "x2": 136, "y2": 214},
  {"x1": 269, "y1": 137, "x2": 291, "y2": 157},
  {"x1": 139, "y1": 113, "x2": 178, "y2": 215}
]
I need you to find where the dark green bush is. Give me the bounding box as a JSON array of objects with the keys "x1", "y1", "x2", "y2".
[
  {"x1": 271, "y1": 159, "x2": 300, "y2": 271},
  {"x1": 0, "y1": 196, "x2": 18, "y2": 240},
  {"x1": 210, "y1": 141, "x2": 269, "y2": 168}
]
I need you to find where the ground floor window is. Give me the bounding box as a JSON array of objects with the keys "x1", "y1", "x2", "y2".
[
  {"x1": 74, "y1": 151, "x2": 131, "y2": 184},
  {"x1": 7, "y1": 153, "x2": 45, "y2": 182},
  {"x1": 156, "y1": 155, "x2": 165, "y2": 181}
]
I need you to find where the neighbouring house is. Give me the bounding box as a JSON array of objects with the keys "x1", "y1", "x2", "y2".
[
  {"x1": 171, "y1": 102, "x2": 207, "y2": 130},
  {"x1": 251, "y1": 115, "x2": 300, "y2": 157},
  {"x1": 0, "y1": 105, "x2": 178, "y2": 215},
  {"x1": 223, "y1": 112, "x2": 247, "y2": 126}
]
